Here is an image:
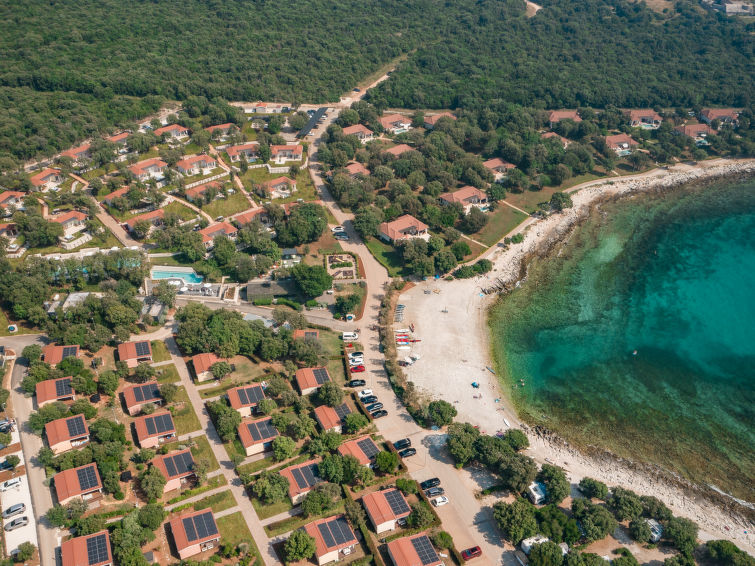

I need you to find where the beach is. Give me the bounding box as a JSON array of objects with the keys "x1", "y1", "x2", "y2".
[{"x1": 399, "y1": 158, "x2": 755, "y2": 554}]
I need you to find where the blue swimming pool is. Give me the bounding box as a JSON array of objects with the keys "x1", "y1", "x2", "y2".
[{"x1": 151, "y1": 268, "x2": 204, "y2": 284}]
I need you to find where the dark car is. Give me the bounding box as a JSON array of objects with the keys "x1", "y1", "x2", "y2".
[
  {"x1": 347, "y1": 379, "x2": 366, "y2": 387},
  {"x1": 371, "y1": 410, "x2": 388, "y2": 419},
  {"x1": 425, "y1": 487, "x2": 445, "y2": 497},
  {"x1": 420, "y1": 478, "x2": 440, "y2": 490},
  {"x1": 461, "y1": 547, "x2": 482, "y2": 560},
  {"x1": 393, "y1": 438, "x2": 411, "y2": 450},
  {"x1": 366, "y1": 402, "x2": 383, "y2": 412},
  {"x1": 349, "y1": 351, "x2": 364, "y2": 358},
  {"x1": 398, "y1": 448, "x2": 416, "y2": 458},
  {"x1": 361, "y1": 395, "x2": 378, "y2": 405}
]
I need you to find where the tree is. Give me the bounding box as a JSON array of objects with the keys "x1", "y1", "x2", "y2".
[
  {"x1": 272, "y1": 435, "x2": 297, "y2": 461},
  {"x1": 291, "y1": 264, "x2": 333, "y2": 297},
  {"x1": 450, "y1": 240, "x2": 471, "y2": 260},
  {"x1": 579, "y1": 477, "x2": 608, "y2": 500},
  {"x1": 530, "y1": 541, "x2": 566, "y2": 566},
  {"x1": 407, "y1": 501, "x2": 435, "y2": 529},
  {"x1": 318, "y1": 382, "x2": 343, "y2": 408},
  {"x1": 15, "y1": 542, "x2": 36, "y2": 562},
  {"x1": 446, "y1": 422, "x2": 480, "y2": 467},
  {"x1": 160, "y1": 383, "x2": 178, "y2": 404},
  {"x1": 98, "y1": 370, "x2": 120, "y2": 396},
  {"x1": 22, "y1": 344, "x2": 42, "y2": 361},
  {"x1": 493, "y1": 498, "x2": 538, "y2": 545},
  {"x1": 571, "y1": 499, "x2": 617, "y2": 542},
  {"x1": 206, "y1": 400, "x2": 241, "y2": 443},
  {"x1": 343, "y1": 413, "x2": 368, "y2": 434},
  {"x1": 4, "y1": 454, "x2": 19, "y2": 470},
  {"x1": 499, "y1": 453, "x2": 537, "y2": 494},
  {"x1": 70, "y1": 399, "x2": 97, "y2": 419},
  {"x1": 640, "y1": 495, "x2": 671, "y2": 521},
  {"x1": 375, "y1": 450, "x2": 399, "y2": 474},
  {"x1": 344, "y1": 499, "x2": 367, "y2": 528},
  {"x1": 318, "y1": 453, "x2": 345, "y2": 484},
  {"x1": 549, "y1": 192, "x2": 573, "y2": 212},
  {"x1": 536, "y1": 504, "x2": 580, "y2": 544},
  {"x1": 45, "y1": 505, "x2": 68, "y2": 527},
  {"x1": 664, "y1": 517, "x2": 699, "y2": 556},
  {"x1": 139, "y1": 466, "x2": 166, "y2": 501},
  {"x1": 427, "y1": 400, "x2": 456, "y2": 426},
  {"x1": 396, "y1": 478, "x2": 419, "y2": 495},
  {"x1": 131, "y1": 219, "x2": 151, "y2": 240},
  {"x1": 608, "y1": 487, "x2": 643, "y2": 521},
  {"x1": 210, "y1": 361, "x2": 232, "y2": 379},
  {"x1": 138, "y1": 503, "x2": 165, "y2": 530},
  {"x1": 537, "y1": 464, "x2": 570, "y2": 505},
  {"x1": 252, "y1": 471, "x2": 290, "y2": 504},
  {"x1": 284, "y1": 530, "x2": 316, "y2": 562},
  {"x1": 460, "y1": 207, "x2": 488, "y2": 233},
  {"x1": 629, "y1": 519, "x2": 652, "y2": 543},
  {"x1": 59, "y1": 356, "x2": 84, "y2": 376},
  {"x1": 152, "y1": 280, "x2": 177, "y2": 308},
  {"x1": 706, "y1": 540, "x2": 755, "y2": 566},
  {"x1": 257, "y1": 398, "x2": 277, "y2": 415},
  {"x1": 72, "y1": 374, "x2": 97, "y2": 396},
  {"x1": 133, "y1": 363, "x2": 156, "y2": 383}
]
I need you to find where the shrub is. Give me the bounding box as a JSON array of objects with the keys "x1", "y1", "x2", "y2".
[
  {"x1": 253, "y1": 298, "x2": 273, "y2": 306},
  {"x1": 579, "y1": 477, "x2": 608, "y2": 500},
  {"x1": 395, "y1": 478, "x2": 419, "y2": 495}
]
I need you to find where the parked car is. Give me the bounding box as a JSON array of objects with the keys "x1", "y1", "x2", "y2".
[
  {"x1": 331, "y1": 226, "x2": 345, "y2": 233},
  {"x1": 371, "y1": 410, "x2": 388, "y2": 419},
  {"x1": 348, "y1": 351, "x2": 364, "y2": 357},
  {"x1": 342, "y1": 332, "x2": 359, "y2": 341},
  {"x1": 393, "y1": 438, "x2": 411, "y2": 450},
  {"x1": 366, "y1": 402, "x2": 383, "y2": 412},
  {"x1": 357, "y1": 389, "x2": 373, "y2": 399},
  {"x1": 420, "y1": 478, "x2": 440, "y2": 490},
  {"x1": 350, "y1": 365, "x2": 366, "y2": 373},
  {"x1": 462, "y1": 547, "x2": 482, "y2": 560},
  {"x1": 398, "y1": 448, "x2": 416, "y2": 458},
  {"x1": 0, "y1": 459, "x2": 14, "y2": 471},
  {"x1": 425, "y1": 487, "x2": 445, "y2": 497},
  {"x1": 348, "y1": 358, "x2": 364, "y2": 366},
  {"x1": 4, "y1": 516, "x2": 28, "y2": 531},
  {"x1": 397, "y1": 517, "x2": 408, "y2": 527},
  {"x1": 360, "y1": 395, "x2": 378, "y2": 405},
  {"x1": 347, "y1": 379, "x2": 366, "y2": 387},
  {"x1": 334, "y1": 234, "x2": 350, "y2": 241},
  {"x1": 0, "y1": 478, "x2": 22, "y2": 492},
  {"x1": 2, "y1": 503, "x2": 25, "y2": 520},
  {"x1": 431, "y1": 495, "x2": 449, "y2": 507}
]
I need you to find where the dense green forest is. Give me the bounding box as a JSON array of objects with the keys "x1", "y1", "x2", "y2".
[{"x1": 0, "y1": 0, "x2": 752, "y2": 167}]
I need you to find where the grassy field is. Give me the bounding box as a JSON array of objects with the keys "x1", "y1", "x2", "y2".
[
  {"x1": 171, "y1": 386, "x2": 202, "y2": 435},
  {"x1": 474, "y1": 205, "x2": 529, "y2": 247},
  {"x1": 156, "y1": 364, "x2": 181, "y2": 384},
  {"x1": 190, "y1": 436, "x2": 220, "y2": 472},
  {"x1": 201, "y1": 191, "x2": 251, "y2": 219},
  {"x1": 224, "y1": 438, "x2": 248, "y2": 462},
  {"x1": 236, "y1": 456, "x2": 275, "y2": 477},
  {"x1": 190, "y1": 490, "x2": 236, "y2": 513},
  {"x1": 264, "y1": 500, "x2": 345, "y2": 536},
  {"x1": 216, "y1": 512, "x2": 256, "y2": 551},
  {"x1": 251, "y1": 496, "x2": 293, "y2": 520},
  {"x1": 365, "y1": 238, "x2": 407, "y2": 277},
  {"x1": 240, "y1": 168, "x2": 317, "y2": 204},
  {"x1": 0, "y1": 310, "x2": 37, "y2": 337},
  {"x1": 163, "y1": 200, "x2": 199, "y2": 221},
  {"x1": 150, "y1": 341, "x2": 171, "y2": 362}
]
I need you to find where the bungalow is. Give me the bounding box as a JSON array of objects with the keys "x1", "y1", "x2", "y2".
[
  {"x1": 345, "y1": 162, "x2": 370, "y2": 179},
  {"x1": 185, "y1": 181, "x2": 222, "y2": 202},
  {"x1": 423, "y1": 112, "x2": 456, "y2": 129},
  {"x1": 439, "y1": 185, "x2": 488, "y2": 213},
  {"x1": 281, "y1": 247, "x2": 302, "y2": 267},
  {"x1": 121, "y1": 381, "x2": 162, "y2": 416},
  {"x1": 384, "y1": 144, "x2": 414, "y2": 158},
  {"x1": 226, "y1": 142, "x2": 260, "y2": 162},
  {"x1": 249, "y1": 102, "x2": 289, "y2": 114},
  {"x1": 0, "y1": 223, "x2": 17, "y2": 239},
  {"x1": 238, "y1": 417, "x2": 279, "y2": 456},
  {"x1": 387, "y1": 533, "x2": 442, "y2": 566},
  {"x1": 380, "y1": 114, "x2": 412, "y2": 134},
  {"x1": 102, "y1": 186, "x2": 130, "y2": 206},
  {"x1": 227, "y1": 383, "x2": 266, "y2": 418},
  {"x1": 604, "y1": 133, "x2": 639, "y2": 156},
  {"x1": 36, "y1": 376, "x2": 75, "y2": 408},
  {"x1": 303, "y1": 515, "x2": 358, "y2": 566},
  {"x1": 191, "y1": 352, "x2": 224, "y2": 382},
  {"x1": 270, "y1": 144, "x2": 303, "y2": 163},
  {"x1": 54, "y1": 463, "x2": 102, "y2": 506},
  {"x1": 295, "y1": 367, "x2": 331, "y2": 396},
  {"x1": 151, "y1": 448, "x2": 196, "y2": 493},
  {"x1": 42, "y1": 344, "x2": 80, "y2": 367},
  {"x1": 260, "y1": 176, "x2": 297, "y2": 198},
  {"x1": 541, "y1": 131, "x2": 570, "y2": 148},
  {"x1": 362, "y1": 488, "x2": 411, "y2": 534},
  {"x1": 51, "y1": 211, "x2": 88, "y2": 235},
  {"x1": 337, "y1": 435, "x2": 379, "y2": 467},
  {"x1": 293, "y1": 329, "x2": 319, "y2": 341},
  {"x1": 128, "y1": 158, "x2": 167, "y2": 181},
  {"x1": 169, "y1": 510, "x2": 221, "y2": 560},
  {"x1": 675, "y1": 123, "x2": 716, "y2": 144},
  {"x1": 60, "y1": 143, "x2": 91, "y2": 163},
  {"x1": 205, "y1": 123, "x2": 238, "y2": 137},
  {"x1": 30, "y1": 168, "x2": 64, "y2": 190},
  {"x1": 548, "y1": 110, "x2": 581, "y2": 129},
  {"x1": 280, "y1": 459, "x2": 322, "y2": 504},
  {"x1": 232, "y1": 207, "x2": 268, "y2": 226},
  {"x1": 61, "y1": 530, "x2": 112, "y2": 566},
  {"x1": 342, "y1": 124, "x2": 374, "y2": 143},
  {"x1": 483, "y1": 157, "x2": 516, "y2": 181},
  {"x1": 700, "y1": 108, "x2": 740, "y2": 126},
  {"x1": 0, "y1": 191, "x2": 25, "y2": 213},
  {"x1": 45, "y1": 415, "x2": 90, "y2": 455},
  {"x1": 313, "y1": 403, "x2": 351, "y2": 434},
  {"x1": 106, "y1": 132, "x2": 130, "y2": 146},
  {"x1": 379, "y1": 214, "x2": 429, "y2": 244},
  {"x1": 154, "y1": 124, "x2": 190, "y2": 139},
  {"x1": 125, "y1": 209, "x2": 165, "y2": 234},
  {"x1": 133, "y1": 411, "x2": 176, "y2": 448},
  {"x1": 199, "y1": 222, "x2": 238, "y2": 248},
  {"x1": 176, "y1": 155, "x2": 217, "y2": 176},
  {"x1": 626, "y1": 109, "x2": 663, "y2": 129}
]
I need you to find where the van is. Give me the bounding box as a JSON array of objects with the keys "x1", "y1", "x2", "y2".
[{"x1": 342, "y1": 332, "x2": 359, "y2": 341}]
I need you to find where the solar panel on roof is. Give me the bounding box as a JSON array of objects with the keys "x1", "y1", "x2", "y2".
[
  {"x1": 182, "y1": 517, "x2": 198, "y2": 542},
  {"x1": 356, "y1": 437, "x2": 379, "y2": 459},
  {"x1": 134, "y1": 341, "x2": 150, "y2": 357},
  {"x1": 66, "y1": 416, "x2": 86, "y2": 437},
  {"x1": 247, "y1": 422, "x2": 261, "y2": 442},
  {"x1": 292, "y1": 468, "x2": 307, "y2": 489},
  {"x1": 164, "y1": 456, "x2": 177, "y2": 477},
  {"x1": 133, "y1": 385, "x2": 145, "y2": 403},
  {"x1": 202, "y1": 511, "x2": 218, "y2": 536},
  {"x1": 302, "y1": 463, "x2": 320, "y2": 486},
  {"x1": 85, "y1": 533, "x2": 109, "y2": 565},
  {"x1": 385, "y1": 490, "x2": 410, "y2": 516},
  {"x1": 313, "y1": 368, "x2": 330, "y2": 385},
  {"x1": 244, "y1": 385, "x2": 264, "y2": 404},
  {"x1": 158, "y1": 413, "x2": 174, "y2": 433},
  {"x1": 335, "y1": 403, "x2": 351, "y2": 420},
  {"x1": 134, "y1": 383, "x2": 160, "y2": 404},
  {"x1": 55, "y1": 378, "x2": 72, "y2": 397},
  {"x1": 237, "y1": 387, "x2": 249, "y2": 405},
  {"x1": 76, "y1": 465, "x2": 99, "y2": 491},
  {"x1": 411, "y1": 536, "x2": 440, "y2": 566},
  {"x1": 145, "y1": 416, "x2": 156, "y2": 436},
  {"x1": 172, "y1": 451, "x2": 194, "y2": 475},
  {"x1": 318, "y1": 523, "x2": 336, "y2": 548},
  {"x1": 305, "y1": 331, "x2": 318, "y2": 338},
  {"x1": 62, "y1": 346, "x2": 78, "y2": 359},
  {"x1": 333, "y1": 517, "x2": 353, "y2": 545}
]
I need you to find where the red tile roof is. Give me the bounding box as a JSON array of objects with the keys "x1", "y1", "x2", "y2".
[
  {"x1": 295, "y1": 367, "x2": 331, "y2": 392},
  {"x1": 61, "y1": 530, "x2": 112, "y2": 566},
  {"x1": 226, "y1": 142, "x2": 260, "y2": 158},
  {"x1": 380, "y1": 114, "x2": 411, "y2": 129},
  {"x1": 185, "y1": 181, "x2": 221, "y2": 200},
  {"x1": 152, "y1": 448, "x2": 195, "y2": 481},
  {"x1": 60, "y1": 144, "x2": 91, "y2": 160},
  {"x1": 125, "y1": 208, "x2": 165, "y2": 228},
  {"x1": 342, "y1": 124, "x2": 373, "y2": 136},
  {"x1": 191, "y1": 352, "x2": 223, "y2": 374},
  {"x1": 700, "y1": 108, "x2": 740, "y2": 122},
  {"x1": 176, "y1": 154, "x2": 216, "y2": 171},
  {"x1": 362, "y1": 488, "x2": 411, "y2": 526},
  {"x1": 260, "y1": 176, "x2": 296, "y2": 192},
  {"x1": 439, "y1": 185, "x2": 486, "y2": 205},
  {"x1": 379, "y1": 214, "x2": 429, "y2": 242},
  {"x1": 424, "y1": 112, "x2": 456, "y2": 126},
  {"x1": 304, "y1": 514, "x2": 357, "y2": 559},
  {"x1": 169, "y1": 510, "x2": 220, "y2": 553},
  {"x1": 337, "y1": 435, "x2": 378, "y2": 466},
  {"x1": 36, "y1": 377, "x2": 74, "y2": 405},
  {"x1": 228, "y1": 383, "x2": 266, "y2": 410},
  {"x1": 42, "y1": 344, "x2": 79, "y2": 365},
  {"x1": 548, "y1": 110, "x2": 581, "y2": 123},
  {"x1": 205, "y1": 123, "x2": 236, "y2": 133},
  {"x1": 117, "y1": 340, "x2": 152, "y2": 361},
  {"x1": 102, "y1": 186, "x2": 130, "y2": 203},
  {"x1": 279, "y1": 459, "x2": 321, "y2": 500},
  {"x1": 45, "y1": 415, "x2": 89, "y2": 447},
  {"x1": 51, "y1": 211, "x2": 87, "y2": 224},
  {"x1": 605, "y1": 133, "x2": 639, "y2": 150},
  {"x1": 387, "y1": 533, "x2": 442, "y2": 566},
  {"x1": 199, "y1": 221, "x2": 238, "y2": 243},
  {"x1": 385, "y1": 144, "x2": 414, "y2": 157},
  {"x1": 313, "y1": 405, "x2": 344, "y2": 432},
  {"x1": 293, "y1": 329, "x2": 319, "y2": 340},
  {"x1": 107, "y1": 132, "x2": 130, "y2": 144},
  {"x1": 270, "y1": 144, "x2": 303, "y2": 157},
  {"x1": 30, "y1": 168, "x2": 62, "y2": 187},
  {"x1": 626, "y1": 109, "x2": 662, "y2": 123},
  {"x1": 122, "y1": 380, "x2": 161, "y2": 412},
  {"x1": 128, "y1": 158, "x2": 167, "y2": 177},
  {"x1": 483, "y1": 157, "x2": 515, "y2": 171},
  {"x1": 54, "y1": 463, "x2": 101, "y2": 502},
  {"x1": 237, "y1": 417, "x2": 279, "y2": 448},
  {"x1": 675, "y1": 123, "x2": 715, "y2": 137},
  {"x1": 0, "y1": 190, "x2": 25, "y2": 206},
  {"x1": 345, "y1": 162, "x2": 370, "y2": 177},
  {"x1": 232, "y1": 207, "x2": 267, "y2": 226},
  {"x1": 154, "y1": 124, "x2": 189, "y2": 136}
]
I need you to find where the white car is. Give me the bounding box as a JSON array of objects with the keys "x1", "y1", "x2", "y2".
[
  {"x1": 331, "y1": 226, "x2": 345, "y2": 233},
  {"x1": 0, "y1": 478, "x2": 22, "y2": 492},
  {"x1": 431, "y1": 495, "x2": 449, "y2": 507},
  {"x1": 358, "y1": 389, "x2": 373, "y2": 399},
  {"x1": 349, "y1": 358, "x2": 364, "y2": 366}
]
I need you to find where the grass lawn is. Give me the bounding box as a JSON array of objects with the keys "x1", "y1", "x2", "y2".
[
  {"x1": 217, "y1": 512, "x2": 261, "y2": 563},
  {"x1": 236, "y1": 456, "x2": 275, "y2": 477},
  {"x1": 190, "y1": 490, "x2": 236, "y2": 513},
  {"x1": 180, "y1": 167, "x2": 226, "y2": 186},
  {"x1": 504, "y1": 173, "x2": 600, "y2": 213},
  {"x1": 190, "y1": 436, "x2": 220, "y2": 472},
  {"x1": 202, "y1": 191, "x2": 250, "y2": 219},
  {"x1": 166, "y1": 474, "x2": 226, "y2": 505},
  {"x1": 240, "y1": 168, "x2": 316, "y2": 203},
  {"x1": 163, "y1": 200, "x2": 199, "y2": 221},
  {"x1": 156, "y1": 364, "x2": 181, "y2": 384},
  {"x1": 224, "y1": 439, "x2": 248, "y2": 462},
  {"x1": 319, "y1": 329, "x2": 344, "y2": 358},
  {"x1": 0, "y1": 310, "x2": 38, "y2": 337},
  {"x1": 265, "y1": 500, "x2": 345, "y2": 537},
  {"x1": 474, "y1": 206, "x2": 529, "y2": 247},
  {"x1": 150, "y1": 341, "x2": 171, "y2": 362},
  {"x1": 365, "y1": 238, "x2": 407, "y2": 277},
  {"x1": 251, "y1": 497, "x2": 293, "y2": 520},
  {"x1": 171, "y1": 386, "x2": 202, "y2": 435}
]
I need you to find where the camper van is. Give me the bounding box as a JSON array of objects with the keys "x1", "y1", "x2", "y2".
[{"x1": 342, "y1": 332, "x2": 359, "y2": 341}]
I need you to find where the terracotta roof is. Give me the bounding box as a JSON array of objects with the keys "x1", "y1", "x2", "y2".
[
  {"x1": 342, "y1": 124, "x2": 373, "y2": 136},
  {"x1": 54, "y1": 463, "x2": 101, "y2": 502},
  {"x1": 205, "y1": 123, "x2": 236, "y2": 133},
  {"x1": 102, "y1": 186, "x2": 130, "y2": 203},
  {"x1": 345, "y1": 162, "x2": 370, "y2": 177},
  {"x1": 304, "y1": 514, "x2": 357, "y2": 559},
  {"x1": 60, "y1": 144, "x2": 91, "y2": 160},
  {"x1": 121, "y1": 380, "x2": 161, "y2": 411},
  {"x1": 185, "y1": 181, "x2": 221, "y2": 200},
  {"x1": 270, "y1": 144, "x2": 303, "y2": 157},
  {"x1": 192, "y1": 352, "x2": 223, "y2": 374},
  {"x1": 295, "y1": 367, "x2": 331, "y2": 392},
  {"x1": 199, "y1": 222, "x2": 238, "y2": 243},
  {"x1": 0, "y1": 190, "x2": 25, "y2": 206},
  {"x1": 379, "y1": 214, "x2": 429, "y2": 242},
  {"x1": 106, "y1": 132, "x2": 130, "y2": 143},
  {"x1": 626, "y1": 109, "x2": 662, "y2": 123},
  {"x1": 313, "y1": 405, "x2": 348, "y2": 432},
  {"x1": 337, "y1": 435, "x2": 378, "y2": 466},
  {"x1": 51, "y1": 211, "x2": 87, "y2": 224},
  {"x1": 128, "y1": 158, "x2": 167, "y2": 176},
  {"x1": 260, "y1": 176, "x2": 296, "y2": 192},
  {"x1": 176, "y1": 154, "x2": 216, "y2": 171},
  {"x1": 424, "y1": 112, "x2": 456, "y2": 126},
  {"x1": 36, "y1": 377, "x2": 74, "y2": 405},
  {"x1": 169, "y1": 510, "x2": 220, "y2": 553},
  {"x1": 226, "y1": 142, "x2": 260, "y2": 158},
  {"x1": 61, "y1": 530, "x2": 112, "y2": 566},
  {"x1": 387, "y1": 533, "x2": 442, "y2": 566},
  {"x1": 154, "y1": 124, "x2": 189, "y2": 136},
  {"x1": 439, "y1": 185, "x2": 486, "y2": 205},
  {"x1": 605, "y1": 133, "x2": 639, "y2": 149},
  {"x1": 362, "y1": 488, "x2": 411, "y2": 526},
  {"x1": 380, "y1": 114, "x2": 411, "y2": 129},
  {"x1": 237, "y1": 417, "x2": 279, "y2": 448},
  {"x1": 45, "y1": 415, "x2": 89, "y2": 447},
  {"x1": 483, "y1": 157, "x2": 515, "y2": 170},
  {"x1": 675, "y1": 123, "x2": 715, "y2": 137},
  {"x1": 152, "y1": 448, "x2": 195, "y2": 481},
  {"x1": 541, "y1": 132, "x2": 570, "y2": 146},
  {"x1": 42, "y1": 344, "x2": 79, "y2": 365},
  {"x1": 385, "y1": 144, "x2": 414, "y2": 157},
  {"x1": 293, "y1": 329, "x2": 319, "y2": 340},
  {"x1": 548, "y1": 110, "x2": 581, "y2": 123},
  {"x1": 125, "y1": 208, "x2": 164, "y2": 228},
  {"x1": 228, "y1": 383, "x2": 266, "y2": 410},
  {"x1": 30, "y1": 168, "x2": 62, "y2": 186},
  {"x1": 280, "y1": 459, "x2": 322, "y2": 500},
  {"x1": 232, "y1": 207, "x2": 267, "y2": 225},
  {"x1": 133, "y1": 411, "x2": 175, "y2": 442},
  {"x1": 700, "y1": 108, "x2": 740, "y2": 121}
]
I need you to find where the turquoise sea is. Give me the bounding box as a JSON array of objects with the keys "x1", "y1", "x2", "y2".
[{"x1": 489, "y1": 178, "x2": 755, "y2": 501}]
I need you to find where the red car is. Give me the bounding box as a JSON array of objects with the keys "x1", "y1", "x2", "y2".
[
  {"x1": 461, "y1": 547, "x2": 482, "y2": 560},
  {"x1": 350, "y1": 365, "x2": 366, "y2": 373}
]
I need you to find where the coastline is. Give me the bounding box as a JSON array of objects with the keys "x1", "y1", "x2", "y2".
[{"x1": 399, "y1": 158, "x2": 755, "y2": 554}]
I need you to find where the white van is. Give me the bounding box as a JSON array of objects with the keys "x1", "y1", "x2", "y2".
[{"x1": 342, "y1": 332, "x2": 359, "y2": 341}]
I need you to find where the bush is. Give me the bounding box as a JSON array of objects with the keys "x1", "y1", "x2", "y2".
[
  {"x1": 536, "y1": 464, "x2": 570, "y2": 505},
  {"x1": 253, "y1": 298, "x2": 273, "y2": 306},
  {"x1": 343, "y1": 413, "x2": 368, "y2": 434},
  {"x1": 284, "y1": 530, "x2": 316, "y2": 562},
  {"x1": 493, "y1": 498, "x2": 537, "y2": 545},
  {"x1": 432, "y1": 531, "x2": 454, "y2": 550},
  {"x1": 664, "y1": 517, "x2": 699, "y2": 556},
  {"x1": 427, "y1": 400, "x2": 456, "y2": 427},
  {"x1": 578, "y1": 477, "x2": 608, "y2": 500},
  {"x1": 374, "y1": 450, "x2": 399, "y2": 473},
  {"x1": 396, "y1": 478, "x2": 419, "y2": 495},
  {"x1": 706, "y1": 540, "x2": 755, "y2": 566},
  {"x1": 629, "y1": 519, "x2": 652, "y2": 543},
  {"x1": 272, "y1": 436, "x2": 297, "y2": 461},
  {"x1": 608, "y1": 487, "x2": 643, "y2": 521},
  {"x1": 276, "y1": 297, "x2": 302, "y2": 311},
  {"x1": 407, "y1": 501, "x2": 435, "y2": 529}
]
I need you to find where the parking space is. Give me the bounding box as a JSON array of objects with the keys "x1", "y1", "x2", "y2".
[{"x1": 1, "y1": 472, "x2": 39, "y2": 554}]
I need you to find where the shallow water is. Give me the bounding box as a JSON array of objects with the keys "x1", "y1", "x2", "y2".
[{"x1": 490, "y1": 179, "x2": 755, "y2": 501}]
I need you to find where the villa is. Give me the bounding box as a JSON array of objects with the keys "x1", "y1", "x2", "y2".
[
  {"x1": 36, "y1": 376, "x2": 75, "y2": 408},
  {"x1": 121, "y1": 381, "x2": 162, "y2": 416},
  {"x1": 700, "y1": 108, "x2": 740, "y2": 126},
  {"x1": 379, "y1": 214, "x2": 429, "y2": 243},
  {"x1": 60, "y1": 531, "x2": 112, "y2": 566},
  {"x1": 30, "y1": 168, "x2": 64, "y2": 190},
  {"x1": 226, "y1": 142, "x2": 260, "y2": 162},
  {"x1": 548, "y1": 110, "x2": 581, "y2": 128},
  {"x1": 232, "y1": 207, "x2": 268, "y2": 226},
  {"x1": 270, "y1": 144, "x2": 303, "y2": 163},
  {"x1": 604, "y1": 133, "x2": 639, "y2": 155},
  {"x1": 175, "y1": 155, "x2": 217, "y2": 176},
  {"x1": 423, "y1": 112, "x2": 456, "y2": 129},
  {"x1": 228, "y1": 383, "x2": 266, "y2": 418},
  {"x1": 259, "y1": 176, "x2": 297, "y2": 198},
  {"x1": 385, "y1": 144, "x2": 414, "y2": 157},
  {"x1": 304, "y1": 515, "x2": 357, "y2": 566},
  {"x1": 626, "y1": 109, "x2": 663, "y2": 129},
  {"x1": 102, "y1": 186, "x2": 130, "y2": 206},
  {"x1": 342, "y1": 124, "x2": 374, "y2": 143},
  {"x1": 154, "y1": 124, "x2": 190, "y2": 139},
  {"x1": 205, "y1": 123, "x2": 238, "y2": 138},
  {"x1": 541, "y1": 131, "x2": 571, "y2": 148},
  {"x1": 345, "y1": 162, "x2": 370, "y2": 179},
  {"x1": 54, "y1": 463, "x2": 102, "y2": 505},
  {"x1": 483, "y1": 157, "x2": 516, "y2": 181},
  {"x1": 128, "y1": 158, "x2": 167, "y2": 181},
  {"x1": 125, "y1": 209, "x2": 165, "y2": 233},
  {"x1": 45, "y1": 415, "x2": 89, "y2": 455},
  {"x1": 116, "y1": 340, "x2": 153, "y2": 368},
  {"x1": 314, "y1": 403, "x2": 351, "y2": 434},
  {"x1": 191, "y1": 352, "x2": 224, "y2": 382},
  {"x1": 439, "y1": 185, "x2": 488, "y2": 212},
  {"x1": 185, "y1": 181, "x2": 222, "y2": 202},
  {"x1": 51, "y1": 211, "x2": 88, "y2": 235},
  {"x1": 106, "y1": 132, "x2": 130, "y2": 145},
  {"x1": 169, "y1": 510, "x2": 221, "y2": 559},
  {"x1": 60, "y1": 143, "x2": 91, "y2": 163},
  {"x1": 133, "y1": 411, "x2": 176, "y2": 448},
  {"x1": 42, "y1": 344, "x2": 80, "y2": 366},
  {"x1": 675, "y1": 123, "x2": 716, "y2": 144},
  {"x1": 0, "y1": 190, "x2": 26, "y2": 214},
  {"x1": 380, "y1": 113, "x2": 412, "y2": 134}
]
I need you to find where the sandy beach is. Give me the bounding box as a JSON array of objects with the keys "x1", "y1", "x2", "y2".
[{"x1": 398, "y1": 158, "x2": 755, "y2": 554}]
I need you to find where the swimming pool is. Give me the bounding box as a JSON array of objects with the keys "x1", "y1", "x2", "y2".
[{"x1": 151, "y1": 267, "x2": 204, "y2": 284}]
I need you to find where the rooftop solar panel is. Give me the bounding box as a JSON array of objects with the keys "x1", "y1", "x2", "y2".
[
  {"x1": 171, "y1": 451, "x2": 194, "y2": 475},
  {"x1": 356, "y1": 437, "x2": 379, "y2": 460},
  {"x1": 313, "y1": 368, "x2": 330, "y2": 385},
  {"x1": 411, "y1": 536, "x2": 440, "y2": 566},
  {"x1": 134, "y1": 341, "x2": 150, "y2": 357},
  {"x1": 62, "y1": 346, "x2": 78, "y2": 359},
  {"x1": 305, "y1": 331, "x2": 318, "y2": 338},
  {"x1": 202, "y1": 511, "x2": 218, "y2": 536},
  {"x1": 85, "y1": 533, "x2": 109, "y2": 565},
  {"x1": 66, "y1": 415, "x2": 86, "y2": 438},
  {"x1": 318, "y1": 523, "x2": 336, "y2": 548},
  {"x1": 145, "y1": 416, "x2": 156, "y2": 436},
  {"x1": 76, "y1": 465, "x2": 99, "y2": 491},
  {"x1": 385, "y1": 489, "x2": 410, "y2": 516},
  {"x1": 182, "y1": 517, "x2": 198, "y2": 542},
  {"x1": 302, "y1": 463, "x2": 320, "y2": 487},
  {"x1": 133, "y1": 385, "x2": 145, "y2": 403},
  {"x1": 237, "y1": 387, "x2": 249, "y2": 405},
  {"x1": 292, "y1": 468, "x2": 307, "y2": 489},
  {"x1": 159, "y1": 413, "x2": 174, "y2": 433},
  {"x1": 244, "y1": 385, "x2": 264, "y2": 404},
  {"x1": 335, "y1": 403, "x2": 351, "y2": 420},
  {"x1": 332, "y1": 517, "x2": 353, "y2": 545},
  {"x1": 164, "y1": 456, "x2": 177, "y2": 477},
  {"x1": 55, "y1": 378, "x2": 73, "y2": 397}
]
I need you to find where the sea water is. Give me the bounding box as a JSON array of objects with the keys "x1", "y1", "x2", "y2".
[{"x1": 490, "y1": 178, "x2": 755, "y2": 501}]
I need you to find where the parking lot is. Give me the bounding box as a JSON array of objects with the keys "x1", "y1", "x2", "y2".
[{"x1": 0, "y1": 426, "x2": 39, "y2": 556}]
